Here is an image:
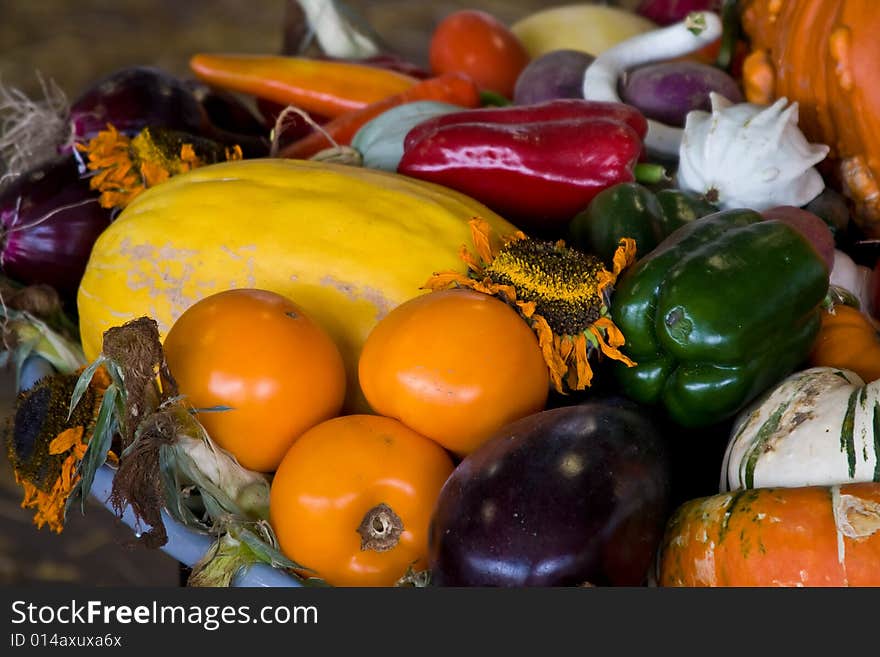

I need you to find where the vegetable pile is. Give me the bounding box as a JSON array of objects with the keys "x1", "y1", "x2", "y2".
[{"x1": 3, "y1": 0, "x2": 880, "y2": 588}]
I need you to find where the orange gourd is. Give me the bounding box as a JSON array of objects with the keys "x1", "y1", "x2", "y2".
[
  {"x1": 808, "y1": 304, "x2": 880, "y2": 383},
  {"x1": 740, "y1": 0, "x2": 880, "y2": 235},
  {"x1": 658, "y1": 483, "x2": 880, "y2": 587}
]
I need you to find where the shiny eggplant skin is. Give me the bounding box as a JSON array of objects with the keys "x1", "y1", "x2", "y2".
[{"x1": 428, "y1": 399, "x2": 671, "y2": 586}]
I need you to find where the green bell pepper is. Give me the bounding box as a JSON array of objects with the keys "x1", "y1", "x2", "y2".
[
  {"x1": 568, "y1": 182, "x2": 717, "y2": 267},
  {"x1": 610, "y1": 209, "x2": 830, "y2": 428}
]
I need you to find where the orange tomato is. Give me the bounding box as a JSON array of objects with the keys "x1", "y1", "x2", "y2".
[
  {"x1": 163, "y1": 288, "x2": 346, "y2": 473},
  {"x1": 358, "y1": 289, "x2": 549, "y2": 456},
  {"x1": 429, "y1": 9, "x2": 531, "y2": 99},
  {"x1": 269, "y1": 414, "x2": 455, "y2": 587}
]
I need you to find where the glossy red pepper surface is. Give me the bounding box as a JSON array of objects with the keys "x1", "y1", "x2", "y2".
[{"x1": 397, "y1": 99, "x2": 648, "y2": 232}]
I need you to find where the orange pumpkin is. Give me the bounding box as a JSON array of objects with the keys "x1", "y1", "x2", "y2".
[
  {"x1": 740, "y1": 0, "x2": 880, "y2": 235},
  {"x1": 809, "y1": 304, "x2": 880, "y2": 383},
  {"x1": 658, "y1": 483, "x2": 880, "y2": 587}
]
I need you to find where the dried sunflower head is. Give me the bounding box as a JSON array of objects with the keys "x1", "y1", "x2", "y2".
[
  {"x1": 4, "y1": 367, "x2": 110, "y2": 532},
  {"x1": 424, "y1": 218, "x2": 637, "y2": 393},
  {"x1": 75, "y1": 124, "x2": 243, "y2": 211}
]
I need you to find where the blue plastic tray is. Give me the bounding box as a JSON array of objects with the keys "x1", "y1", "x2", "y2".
[{"x1": 19, "y1": 355, "x2": 301, "y2": 587}]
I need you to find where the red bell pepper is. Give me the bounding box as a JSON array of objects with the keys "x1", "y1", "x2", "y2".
[{"x1": 397, "y1": 99, "x2": 649, "y2": 232}]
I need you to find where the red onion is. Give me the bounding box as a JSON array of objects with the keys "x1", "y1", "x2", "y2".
[
  {"x1": 0, "y1": 157, "x2": 111, "y2": 303},
  {"x1": 184, "y1": 79, "x2": 267, "y2": 137},
  {"x1": 636, "y1": 0, "x2": 722, "y2": 26},
  {"x1": 68, "y1": 66, "x2": 207, "y2": 144},
  {"x1": 1, "y1": 66, "x2": 267, "y2": 176},
  {"x1": 761, "y1": 206, "x2": 835, "y2": 272},
  {"x1": 70, "y1": 66, "x2": 208, "y2": 141},
  {"x1": 70, "y1": 67, "x2": 269, "y2": 158}
]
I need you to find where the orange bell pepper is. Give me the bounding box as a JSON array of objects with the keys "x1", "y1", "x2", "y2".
[{"x1": 188, "y1": 53, "x2": 419, "y2": 118}]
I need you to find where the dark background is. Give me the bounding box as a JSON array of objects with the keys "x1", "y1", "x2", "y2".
[
  {"x1": 0, "y1": 0, "x2": 637, "y2": 586},
  {"x1": 1, "y1": 1, "x2": 637, "y2": 98}
]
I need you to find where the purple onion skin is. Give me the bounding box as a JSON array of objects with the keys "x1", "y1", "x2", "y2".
[
  {"x1": 762, "y1": 206, "x2": 836, "y2": 273},
  {"x1": 182, "y1": 79, "x2": 271, "y2": 157},
  {"x1": 184, "y1": 79, "x2": 267, "y2": 137},
  {"x1": 1, "y1": 157, "x2": 111, "y2": 304},
  {"x1": 69, "y1": 66, "x2": 208, "y2": 143},
  {"x1": 70, "y1": 66, "x2": 269, "y2": 158},
  {"x1": 619, "y1": 61, "x2": 743, "y2": 128},
  {"x1": 513, "y1": 50, "x2": 595, "y2": 106},
  {"x1": 636, "y1": 0, "x2": 721, "y2": 26}
]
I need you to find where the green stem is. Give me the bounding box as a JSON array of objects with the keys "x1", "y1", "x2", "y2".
[
  {"x1": 716, "y1": 0, "x2": 742, "y2": 71},
  {"x1": 634, "y1": 163, "x2": 668, "y2": 185},
  {"x1": 479, "y1": 89, "x2": 512, "y2": 107}
]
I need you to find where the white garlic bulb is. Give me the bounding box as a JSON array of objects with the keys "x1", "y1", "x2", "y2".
[{"x1": 676, "y1": 93, "x2": 830, "y2": 211}]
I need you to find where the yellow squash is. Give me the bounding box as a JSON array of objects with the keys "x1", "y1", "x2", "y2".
[
  {"x1": 510, "y1": 4, "x2": 656, "y2": 58},
  {"x1": 77, "y1": 158, "x2": 516, "y2": 411}
]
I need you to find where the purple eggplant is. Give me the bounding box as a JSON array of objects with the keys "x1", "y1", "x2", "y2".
[
  {"x1": 428, "y1": 398, "x2": 672, "y2": 587},
  {"x1": 0, "y1": 157, "x2": 111, "y2": 303},
  {"x1": 619, "y1": 60, "x2": 743, "y2": 128},
  {"x1": 514, "y1": 50, "x2": 595, "y2": 106}
]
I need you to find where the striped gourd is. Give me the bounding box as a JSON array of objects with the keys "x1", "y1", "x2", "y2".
[
  {"x1": 722, "y1": 367, "x2": 880, "y2": 491},
  {"x1": 658, "y1": 482, "x2": 880, "y2": 587}
]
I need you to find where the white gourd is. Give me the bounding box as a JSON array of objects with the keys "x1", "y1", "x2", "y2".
[
  {"x1": 677, "y1": 93, "x2": 830, "y2": 211},
  {"x1": 722, "y1": 367, "x2": 880, "y2": 492}
]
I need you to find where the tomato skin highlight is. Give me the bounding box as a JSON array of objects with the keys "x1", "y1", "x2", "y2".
[
  {"x1": 358, "y1": 288, "x2": 549, "y2": 456},
  {"x1": 429, "y1": 10, "x2": 531, "y2": 100},
  {"x1": 163, "y1": 288, "x2": 346, "y2": 473},
  {"x1": 269, "y1": 414, "x2": 455, "y2": 587}
]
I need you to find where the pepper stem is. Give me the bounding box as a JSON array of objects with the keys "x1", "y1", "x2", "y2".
[
  {"x1": 357, "y1": 503, "x2": 403, "y2": 552},
  {"x1": 479, "y1": 90, "x2": 512, "y2": 107},
  {"x1": 716, "y1": 0, "x2": 742, "y2": 71},
  {"x1": 634, "y1": 163, "x2": 668, "y2": 185}
]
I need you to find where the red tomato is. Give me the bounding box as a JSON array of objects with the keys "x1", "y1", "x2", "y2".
[{"x1": 429, "y1": 10, "x2": 531, "y2": 99}]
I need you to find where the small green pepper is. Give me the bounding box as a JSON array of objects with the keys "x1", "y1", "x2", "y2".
[{"x1": 568, "y1": 182, "x2": 716, "y2": 266}]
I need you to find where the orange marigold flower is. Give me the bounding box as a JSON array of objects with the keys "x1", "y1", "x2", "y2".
[{"x1": 75, "y1": 124, "x2": 245, "y2": 211}]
